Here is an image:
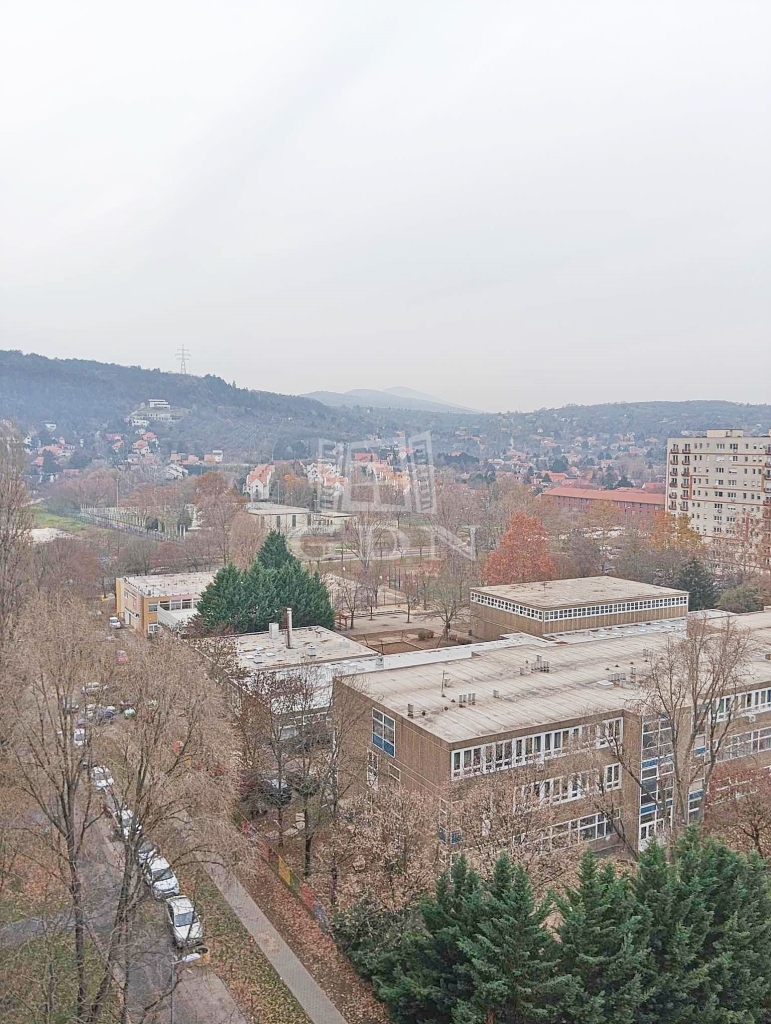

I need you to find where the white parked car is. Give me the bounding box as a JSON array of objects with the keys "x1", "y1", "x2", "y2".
[
  {"x1": 136, "y1": 839, "x2": 159, "y2": 868},
  {"x1": 109, "y1": 616, "x2": 121, "y2": 629},
  {"x1": 73, "y1": 728, "x2": 86, "y2": 748},
  {"x1": 143, "y1": 856, "x2": 180, "y2": 900},
  {"x1": 165, "y1": 896, "x2": 203, "y2": 948},
  {"x1": 82, "y1": 682, "x2": 104, "y2": 697},
  {"x1": 91, "y1": 766, "x2": 114, "y2": 792},
  {"x1": 111, "y1": 807, "x2": 141, "y2": 841}
]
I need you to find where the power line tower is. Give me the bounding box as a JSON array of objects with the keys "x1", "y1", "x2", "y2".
[{"x1": 175, "y1": 346, "x2": 191, "y2": 375}]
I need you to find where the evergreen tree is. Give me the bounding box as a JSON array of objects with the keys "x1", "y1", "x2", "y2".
[
  {"x1": 454, "y1": 856, "x2": 565, "y2": 1024},
  {"x1": 375, "y1": 857, "x2": 483, "y2": 1024},
  {"x1": 675, "y1": 830, "x2": 771, "y2": 1020},
  {"x1": 242, "y1": 558, "x2": 276, "y2": 632},
  {"x1": 633, "y1": 840, "x2": 712, "y2": 1024},
  {"x1": 556, "y1": 852, "x2": 649, "y2": 1024},
  {"x1": 674, "y1": 556, "x2": 716, "y2": 610},
  {"x1": 272, "y1": 561, "x2": 335, "y2": 630},
  {"x1": 195, "y1": 563, "x2": 247, "y2": 633},
  {"x1": 258, "y1": 530, "x2": 296, "y2": 570}
]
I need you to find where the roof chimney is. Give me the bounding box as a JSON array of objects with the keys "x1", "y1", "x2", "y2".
[{"x1": 285, "y1": 607, "x2": 293, "y2": 649}]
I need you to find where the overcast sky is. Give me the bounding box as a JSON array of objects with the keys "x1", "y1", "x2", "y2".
[{"x1": 1, "y1": 2, "x2": 769, "y2": 413}]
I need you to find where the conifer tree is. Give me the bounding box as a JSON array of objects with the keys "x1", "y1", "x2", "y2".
[
  {"x1": 194, "y1": 562, "x2": 246, "y2": 633},
  {"x1": 271, "y1": 561, "x2": 334, "y2": 629},
  {"x1": 454, "y1": 856, "x2": 565, "y2": 1024},
  {"x1": 676, "y1": 830, "x2": 771, "y2": 1020},
  {"x1": 258, "y1": 530, "x2": 295, "y2": 570},
  {"x1": 673, "y1": 556, "x2": 716, "y2": 610},
  {"x1": 375, "y1": 857, "x2": 482, "y2": 1024},
  {"x1": 242, "y1": 558, "x2": 275, "y2": 632},
  {"x1": 556, "y1": 851, "x2": 649, "y2": 1024},
  {"x1": 633, "y1": 840, "x2": 712, "y2": 1024}
]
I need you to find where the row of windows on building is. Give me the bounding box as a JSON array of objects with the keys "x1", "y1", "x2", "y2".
[
  {"x1": 471, "y1": 592, "x2": 688, "y2": 620},
  {"x1": 450, "y1": 719, "x2": 623, "y2": 779},
  {"x1": 148, "y1": 598, "x2": 197, "y2": 611}
]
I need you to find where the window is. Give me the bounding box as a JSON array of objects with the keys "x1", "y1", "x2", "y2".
[
  {"x1": 387, "y1": 764, "x2": 402, "y2": 785},
  {"x1": 149, "y1": 602, "x2": 159, "y2": 612},
  {"x1": 451, "y1": 721, "x2": 622, "y2": 779},
  {"x1": 603, "y1": 763, "x2": 621, "y2": 791},
  {"x1": 372, "y1": 709, "x2": 395, "y2": 757}
]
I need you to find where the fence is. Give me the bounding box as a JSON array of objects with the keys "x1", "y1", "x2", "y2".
[{"x1": 238, "y1": 818, "x2": 331, "y2": 933}]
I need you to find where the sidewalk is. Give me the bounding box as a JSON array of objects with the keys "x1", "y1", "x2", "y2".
[{"x1": 203, "y1": 861, "x2": 349, "y2": 1024}]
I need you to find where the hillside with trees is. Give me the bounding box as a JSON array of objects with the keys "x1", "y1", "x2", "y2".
[{"x1": 2, "y1": 350, "x2": 769, "y2": 463}]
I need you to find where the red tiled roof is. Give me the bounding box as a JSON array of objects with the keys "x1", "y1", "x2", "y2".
[{"x1": 545, "y1": 486, "x2": 664, "y2": 506}]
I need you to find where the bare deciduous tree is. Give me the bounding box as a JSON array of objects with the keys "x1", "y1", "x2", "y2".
[
  {"x1": 598, "y1": 615, "x2": 755, "y2": 849},
  {"x1": 2, "y1": 594, "x2": 239, "y2": 1023},
  {"x1": 0, "y1": 421, "x2": 32, "y2": 653}
]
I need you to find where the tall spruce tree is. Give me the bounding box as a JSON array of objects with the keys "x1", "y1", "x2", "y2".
[
  {"x1": 194, "y1": 562, "x2": 247, "y2": 633},
  {"x1": 375, "y1": 857, "x2": 483, "y2": 1024},
  {"x1": 673, "y1": 556, "x2": 716, "y2": 610},
  {"x1": 454, "y1": 856, "x2": 565, "y2": 1024},
  {"x1": 556, "y1": 851, "x2": 650, "y2": 1024},
  {"x1": 258, "y1": 530, "x2": 295, "y2": 570},
  {"x1": 675, "y1": 830, "x2": 771, "y2": 1020},
  {"x1": 633, "y1": 840, "x2": 712, "y2": 1024}
]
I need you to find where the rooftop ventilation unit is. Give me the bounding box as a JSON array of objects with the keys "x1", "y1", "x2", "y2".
[
  {"x1": 269, "y1": 623, "x2": 280, "y2": 640},
  {"x1": 407, "y1": 703, "x2": 414, "y2": 718}
]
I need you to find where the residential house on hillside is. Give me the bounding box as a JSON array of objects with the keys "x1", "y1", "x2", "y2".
[{"x1": 244, "y1": 464, "x2": 274, "y2": 501}]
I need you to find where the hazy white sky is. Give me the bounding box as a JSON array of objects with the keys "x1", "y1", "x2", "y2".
[{"x1": 1, "y1": 1, "x2": 769, "y2": 413}]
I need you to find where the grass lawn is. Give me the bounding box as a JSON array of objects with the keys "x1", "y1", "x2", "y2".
[
  {"x1": 30, "y1": 505, "x2": 89, "y2": 533},
  {"x1": 0, "y1": 932, "x2": 115, "y2": 1023},
  {"x1": 181, "y1": 868, "x2": 311, "y2": 1024}
]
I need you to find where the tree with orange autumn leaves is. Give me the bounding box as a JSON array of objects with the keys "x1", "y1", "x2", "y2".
[{"x1": 482, "y1": 510, "x2": 556, "y2": 585}]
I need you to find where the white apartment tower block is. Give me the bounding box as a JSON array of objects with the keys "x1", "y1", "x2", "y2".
[{"x1": 666, "y1": 429, "x2": 771, "y2": 568}]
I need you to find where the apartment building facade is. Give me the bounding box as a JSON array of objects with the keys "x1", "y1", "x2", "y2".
[
  {"x1": 339, "y1": 604, "x2": 771, "y2": 863},
  {"x1": 666, "y1": 428, "x2": 771, "y2": 568}
]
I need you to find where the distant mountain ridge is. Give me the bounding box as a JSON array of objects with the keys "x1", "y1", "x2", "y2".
[
  {"x1": 301, "y1": 386, "x2": 481, "y2": 414},
  {"x1": 1, "y1": 350, "x2": 769, "y2": 463}
]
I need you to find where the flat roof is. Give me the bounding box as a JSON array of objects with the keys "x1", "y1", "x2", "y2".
[
  {"x1": 246, "y1": 502, "x2": 313, "y2": 516},
  {"x1": 121, "y1": 572, "x2": 215, "y2": 597},
  {"x1": 234, "y1": 626, "x2": 374, "y2": 670},
  {"x1": 471, "y1": 577, "x2": 688, "y2": 610},
  {"x1": 358, "y1": 630, "x2": 771, "y2": 745}
]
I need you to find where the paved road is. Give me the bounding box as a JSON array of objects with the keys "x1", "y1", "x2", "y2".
[{"x1": 91, "y1": 817, "x2": 248, "y2": 1024}]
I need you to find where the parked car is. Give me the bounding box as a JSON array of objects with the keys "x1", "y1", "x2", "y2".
[
  {"x1": 111, "y1": 807, "x2": 141, "y2": 841},
  {"x1": 60, "y1": 696, "x2": 79, "y2": 715},
  {"x1": 73, "y1": 728, "x2": 86, "y2": 748},
  {"x1": 165, "y1": 896, "x2": 203, "y2": 948},
  {"x1": 82, "y1": 682, "x2": 104, "y2": 697},
  {"x1": 77, "y1": 704, "x2": 99, "y2": 726},
  {"x1": 136, "y1": 839, "x2": 159, "y2": 868},
  {"x1": 91, "y1": 765, "x2": 114, "y2": 792},
  {"x1": 109, "y1": 616, "x2": 121, "y2": 629},
  {"x1": 95, "y1": 705, "x2": 117, "y2": 724},
  {"x1": 143, "y1": 856, "x2": 180, "y2": 900}
]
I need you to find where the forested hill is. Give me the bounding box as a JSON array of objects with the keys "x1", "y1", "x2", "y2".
[
  {"x1": 1, "y1": 350, "x2": 769, "y2": 461},
  {"x1": 0, "y1": 350, "x2": 496, "y2": 459}
]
